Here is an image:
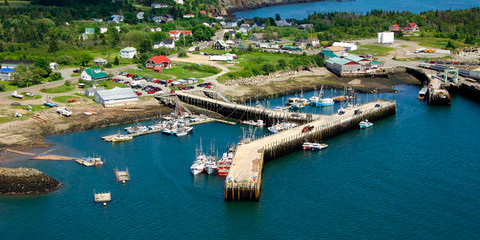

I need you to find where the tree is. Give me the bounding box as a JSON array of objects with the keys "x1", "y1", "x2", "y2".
[
  {"x1": 64, "y1": 80, "x2": 71, "y2": 86},
  {"x1": 275, "y1": 13, "x2": 281, "y2": 21},
  {"x1": 34, "y1": 58, "x2": 51, "y2": 76},
  {"x1": 445, "y1": 40, "x2": 456, "y2": 49},
  {"x1": 48, "y1": 39, "x2": 59, "y2": 53},
  {"x1": 109, "y1": 29, "x2": 120, "y2": 46},
  {"x1": 114, "y1": 56, "x2": 119, "y2": 65},
  {"x1": 139, "y1": 39, "x2": 152, "y2": 53},
  {"x1": 464, "y1": 35, "x2": 475, "y2": 45},
  {"x1": 178, "y1": 49, "x2": 187, "y2": 57},
  {"x1": 79, "y1": 53, "x2": 93, "y2": 66},
  {"x1": 262, "y1": 64, "x2": 276, "y2": 74},
  {"x1": 278, "y1": 59, "x2": 287, "y2": 69},
  {"x1": 0, "y1": 82, "x2": 5, "y2": 92}
]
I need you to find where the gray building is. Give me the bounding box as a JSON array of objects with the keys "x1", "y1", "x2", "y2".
[{"x1": 94, "y1": 87, "x2": 138, "y2": 107}]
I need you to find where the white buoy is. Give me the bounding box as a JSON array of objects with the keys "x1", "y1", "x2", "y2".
[
  {"x1": 103, "y1": 202, "x2": 107, "y2": 207},
  {"x1": 122, "y1": 180, "x2": 126, "y2": 184}
]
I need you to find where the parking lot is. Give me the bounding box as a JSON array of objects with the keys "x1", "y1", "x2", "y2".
[{"x1": 112, "y1": 72, "x2": 214, "y2": 96}]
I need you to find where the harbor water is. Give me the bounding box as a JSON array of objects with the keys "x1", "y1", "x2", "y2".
[
  {"x1": 2, "y1": 84, "x2": 480, "y2": 239},
  {"x1": 234, "y1": 0, "x2": 480, "y2": 19}
]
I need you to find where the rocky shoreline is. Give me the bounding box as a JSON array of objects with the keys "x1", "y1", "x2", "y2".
[
  {"x1": 0, "y1": 167, "x2": 61, "y2": 195},
  {"x1": 223, "y1": 0, "x2": 328, "y2": 14}
]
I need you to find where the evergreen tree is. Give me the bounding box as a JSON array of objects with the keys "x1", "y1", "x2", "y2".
[
  {"x1": 48, "y1": 39, "x2": 59, "y2": 52},
  {"x1": 114, "y1": 56, "x2": 119, "y2": 65}
]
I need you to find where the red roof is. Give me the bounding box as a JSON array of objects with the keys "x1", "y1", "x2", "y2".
[
  {"x1": 183, "y1": 13, "x2": 194, "y2": 16},
  {"x1": 345, "y1": 62, "x2": 360, "y2": 65},
  {"x1": 404, "y1": 22, "x2": 417, "y2": 29},
  {"x1": 390, "y1": 24, "x2": 400, "y2": 31},
  {"x1": 149, "y1": 56, "x2": 170, "y2": 64},
  {"x1": 200, "y1": 10, "x2": 207, "y2": 14},
  {"x1": 169, "y1": 30, "x2": 192, "y2": 35}
]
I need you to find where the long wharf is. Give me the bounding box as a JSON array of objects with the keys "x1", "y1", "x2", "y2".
[{"x1": 175, "y1": 92, "x2": 397, "y2": 201}]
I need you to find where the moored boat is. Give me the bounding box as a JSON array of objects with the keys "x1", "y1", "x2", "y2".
[
  {"x1": 302, "y1": 142, "x2": 313, "y2": 150},
  {"x1": 418, "y1": 86, "x2": 428, "y2": 100},
  {"x1": 359, "y1": 119, "x2": 373, "y2": 128},
  {"x1": 112, "y1": 134, "x2": 133, "y2": 142},
  {"x1": 311, "y1": 143, "x2": 328, "y2": 151},
  {"x1": 76, "y1": 157, "x2": 104, "y2": 167}
]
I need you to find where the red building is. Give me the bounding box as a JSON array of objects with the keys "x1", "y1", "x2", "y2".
[
  {"x1": 403, "y1": 23, "x2": 419, "y2": 33},
  {"x1": 145, "y1": 56, "x2": 171, "y2": 72}
]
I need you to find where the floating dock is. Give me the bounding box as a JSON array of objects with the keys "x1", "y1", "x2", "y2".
[
  {"x1": 94, "y1": 191, "x2": 112, "y2": 203},
  {"x1": 114, "y1": 167, "x2": 130, "y2": 183}
]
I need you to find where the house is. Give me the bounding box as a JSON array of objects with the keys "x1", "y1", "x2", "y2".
[
  {"x1": 321, "y1": 51, "x2": 338, "y2": 60},
  {"x1": 100, "y1": 26, "x2": 108, "y2": 34},
  {"x1": 275, "y1": 20, "x2": 291, "y2": 27},
  {"x1": 151, "y1": 16, "x2": 164, "y2": 23},
  {"x1": 94, "y1": 87, "x2": 138, "y2": 107},
  {"x1": 85, "y1": 86, "x2": 105, "y2": 97},
  {"x1": 137, "y1": 12, "x2": 145, "y2": 20},
  {"x1": 295, "y1": 39, "x2": 308, "y2": 49},
  {"x1": 322, "y1": 46, "x2": 346, "y2": 56},
  {"x1": 93, "y1": 18, "x2": 103, "y2": 22},
  {"x1": 93, "y1": 58, "x2": 108, "y2": 66},
  {"x1": 154, "y1": 39, "x2": 175, "y2": 49},
  {"x1": 199, "y1": 10, "x2": 207, "y2": 15},
  {"x1": 299, "y1": 24, "x2": 314, "y2": 30},
  {"x1": 183, "y1": 13, "x2": 194, "y2": 18},
  {"x1": 389, "y1": 24, "x2": 400, "y2": 32},
  {"x1": 85, "y1": 28, "x2": 95, "y2": 35},
  {"x1": 404, "y1": 22, "x2": 419, "y2": 33},
  {"x1": 249, "y1": 33, "x2": 264, "y2": 41},
  {"x1": 174, "y1": 0, "x2": 184, "y2": 4},
  {"x1": 81, "y1": 67, "x2": 108, "y2": 81},
  {"x1": 1, "y1": 60, "x2": 36, "y2": 69},
  {"x1": 239, "y1": 24, "x2": 252, "y2": 33},
  {"x1": 332, "y1": 42, "x2": 357, "y2": 51},
  {"x1": 213, "y1": 40, "x2": 229, "y2": 50},
  {"x1": 108, "y1": 15, "x2": 124, "y2": 23},
  {"x1": 168, "y1": 30, "x2": 192, "y2": 40},
  {"x1": 226, "y1": 30, "x2": 237, "y2": 39},
  {"x1": 0, "y1": 68, "x2": 14, "y2": 81},
  {"x1": 49, "y1": 62, "x2": 59, "y2": 70},
  {"x1": 203, "y1": 22, "x2": 212, "y2": 28},
  {"x1": 225, "y1": 22, "x2": 238, "y2": 28},
  {"x1": 378, "y1": 32, "x2": 394, "y2": 44},
  {"x1": 145, "y1": 56, "x2": 171, "y2": 72},
  {"x1": 307, "y1": 38, "x2": 320, "y2": 48},
  {"x1": 252, "y1": 23, "x2": 265, "y2": 29},
  {"x1": 120, "y1": 47, "x2": 137, "y2": 59},
  {"x1": 325, "y1": 57, "x2": 362, "y2": 75},
  {"x1": 151, "y1": 3, "x2": 168, "y2": 8}
]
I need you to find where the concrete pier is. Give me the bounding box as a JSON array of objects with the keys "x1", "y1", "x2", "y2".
[{"x1": 224, "y1": 100, "x2": 396, "y2": 201}]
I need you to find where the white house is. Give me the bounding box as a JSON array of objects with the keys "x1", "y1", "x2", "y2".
[
  {"x1": 154, "y1": 39, "x2": 175, "y2": 49},
  {"x1": 183, "y1": 13, "x2": 194, "y2": 18},
  {"x1": 151, "y1": 3, "x2": 168, "y2": 8},
  {"x1": 174, "y1": 0, "x2": 184, "y2": 4},
  {"x1": 137, "y1": 12, "x2": 144, "y2": 20},
  {"x1": 94, "y1": 87, "x2": 138, "y2": 107},
  {"x1": 100, "y1": 26, "x2": 108, "y2": 34},
  {"x1": 120, "y1": 47, "x2": 137, "y2": 59},
  {"x1": 0, "y1": 68, "x2": 14, "y2": 81},
  {"x1": 378, "y1": 32, "x2": 395, "y2": 44},
  {"x1": 93, "y1": 58, "x2": 108, "y2": 66},
  {"x1": 81, "y1": 67, "x2": 108, "y2": 81},
  {"x1": 49, "y1": 62, "x2": 59, "y2": 70}
]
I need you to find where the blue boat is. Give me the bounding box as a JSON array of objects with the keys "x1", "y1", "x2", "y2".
[
  {"x1": 314, "y1": 98, "x2": 334, "y2": 107},
  {"x1": 43, "y1": 101, "x2": 58, "y2": 107}
]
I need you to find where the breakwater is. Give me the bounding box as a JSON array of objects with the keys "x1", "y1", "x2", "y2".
[{"x1": 0, "y1": 167, "x2": 60, "y2": 195}]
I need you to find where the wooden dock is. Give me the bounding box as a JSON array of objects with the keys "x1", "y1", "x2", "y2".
[
  {"x1": 224, "y1": 100, "x2": 397, "y2": 201},
  {"x1": 114, "y1": 167, "x2": 130, "y2": 183}
]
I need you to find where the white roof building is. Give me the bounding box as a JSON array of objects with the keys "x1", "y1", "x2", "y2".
[
  {"x1": 94, "y1": 87, "x2": 138, "y2": 107},
  {"x1": 120, "y1": 47, "x2": 137, "y2": 59},
  {"x1": 332, "y1": 42, "x2": 358, "y2": 51}
]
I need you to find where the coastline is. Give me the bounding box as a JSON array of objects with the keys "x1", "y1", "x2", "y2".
[{"x1": 226, "y1": 0, "x2": 330, "y2": 15}]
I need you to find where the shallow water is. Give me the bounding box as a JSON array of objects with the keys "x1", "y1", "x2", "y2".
[{"x1": 2, "y1": 84, "x2": 480, "y2": 239}]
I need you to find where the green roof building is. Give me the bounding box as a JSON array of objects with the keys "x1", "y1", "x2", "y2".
[{"x1": 81, "y1": 67, "x2": 108, "y2": 81}]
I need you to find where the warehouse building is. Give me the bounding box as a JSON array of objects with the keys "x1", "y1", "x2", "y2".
[{"x1": 93, "y1": 87, "x2": 138, "y2": 107}]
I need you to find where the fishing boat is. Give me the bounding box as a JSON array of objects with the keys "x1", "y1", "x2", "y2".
[
  {"x1": 290, "y1": 101, "x2": 305, "y2": 110},
  {"x1": 418, "y1": 85, "x2": 428, "y2": 100},
  {"x1": 112, "y1": 134, "x2": 133, "y2": 142},
  {"x1": 302, "y1": 142, "x2": 313, "y2": 150},
  {"x1": 268, "y1": 122, "x2": 298, "y2": 134},
  {"x1": 241, "y1": 119, "x2": 265, "y2": 127},
  {"x1": 190, "y1": 146, "x2": 207, "y2": 175},
  {"x1": 83, "y1": 110, "x2": 97, "y2": 116},
  {"x1": 286, "y1": 97, "x2": 299, "y2": 106},
  {"x1": 56, "y1": 107, "x2": 72, "y2": 117},
  {"x1": 76, "y1": 157, "x2": 104, "y2": 167},
  {"x1": 205, "y1": 155, "x2": 218, "y2": 175},
  {"x1": 311, "y1": 143, "x2": 328, "y2": 151},
  {"x1": 217, "y1": 147, "x2": 236, "y2": 176},
  {"x1": 174, "y1": 126, "x2": 193, "y2": 137},
  {"x1": 11, "y1": 91, "x2": 24, "y2": 99},
  {"x1": 359, "y1": 119, "x2": 373, "y2": 128},
  {"x1": 124, "y1": 124, "x2": 148, "y2": 134},
  {"x1": 314, "y1": 98, "x2": 334, "y2": 107}
]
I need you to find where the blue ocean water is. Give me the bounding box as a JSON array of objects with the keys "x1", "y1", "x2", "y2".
[
  {"x1": 234, "y1": 0, "x2": 480, "y2": 19},
  {"x1": 2, "y1": 84, "x2": 480, "y2": 239}
]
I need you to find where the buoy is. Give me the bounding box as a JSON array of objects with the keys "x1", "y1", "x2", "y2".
[
  {"x1": 103, "y1": 202, "x2": 107, "y2": 207},
  {"x1": 122, "y1": 180, "x2": 126, "y2": 184}
]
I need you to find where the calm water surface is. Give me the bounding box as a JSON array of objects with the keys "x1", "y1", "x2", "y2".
[
  {"x1": 1, "y1": 84, "x2": 480, "y2": 239},
  {"x1": 234, "y1": 0, "x2": 480, "y2": 19}
]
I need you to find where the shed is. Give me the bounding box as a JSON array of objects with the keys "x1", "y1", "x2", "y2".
[
  {"x1": 85, "y1": 86, "x2": 105, "y2": 97},
  {"x1": 94, "y1": 87, "x2": 138, "y2": 107}
]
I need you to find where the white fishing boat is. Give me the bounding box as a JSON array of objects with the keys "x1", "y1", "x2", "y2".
[
  {"x1": 418, "y1": 85, "x2": 428, "y2": 100},
  {"x1": 124, "y1": 124, "x2": 148, "y2": 134},
  {"x1": 217, "y1": 147, "x2": 236, "y2": 176},
  {"x1": 11, "y1": 91, "x2": 24, "y2": 99},
  {"x1": 174, "y1": 126, "x2": 193, "y2": 137},
  {"x1": 268, "y1": 122, "x2": 298, "y2": 134},
  {"x1": 359, "y1": 119, "x2": 373, "y2": 128},
  {"x1": 112, "y1": 134, "x2": 133, "y2": 142},
  {"x1": 76, "y1": 157, "x2": 104, "y2": 167},
  {"x1": 311, "y1": 143, "x2": 328, "y2": 151},
  {"x1": 205, "y1": 156, "x2": 218, "y2": 175},
  {"x1": 302, "y1": 142, "x2": 313, "y2": 150},
  {"x1": 191, "y1": 141, "x2": 207, "y2": 175},
  {"x1": 241, "y1": 119, "x2": 265, "y2": 127}
]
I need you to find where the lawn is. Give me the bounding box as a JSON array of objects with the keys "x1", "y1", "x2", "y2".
[
  {"x1": 125, "y1": 70, "x2": 172, "y2": 80},
  {"x1": 126, "y1": 62, "x2": 220, "y2": 80},
  {"x1": 0, "y1": 81, "x2": 19, "y2": 92},
  {"x1": 40, "y1": 85, "x2": 75, "y2": 93},
  {"x1": 99, "y1": 81, "x2": 127, "y2": 89},
  {"x1": 401, "y1": 36, "x2": 465, "y2": 49},
  {"x1": 52, "y1": 95, "x2": 83, "y2": 103},
  {"x1": 198, "y1": 47, "x2": 229, "y2": 55},
  {"x1": 350, "y1": 44, "x2": 394, "y2": 57},
  {"x1": 11, "y1": 104, "x2": 48, "y2": 112}
]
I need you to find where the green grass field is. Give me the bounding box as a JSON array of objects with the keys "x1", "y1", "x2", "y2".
[
  {"x1": 11, "y1": 104, "x2": 48, "y2": 112},
  {"x1": 126, "y1": 62, "x2": 220, "y2": 80},
  {"x1": 0, "y1": 81, "x2": 19, "y2": 92},
  {"x1": 350, "y1": 44, "x2": 394, "y2": 57},
  {"x1": 99, "y1": 81, "x2": 126, "y2": 89},
  {"x1": 40, "y1": 85, "x2": 75, "y2": 93},
  {"x1": 7, "y1": 92, "x2": 42, "y2": 101},
  {"x1": 401, "y1": 36, "x2": 465, "y2": 49},
  {"x1": 124, "y1": 70, "x2": 172, "y2": 80},
  {"x1": 52, "y1": 95, "x2": 82, "y2": 103}
]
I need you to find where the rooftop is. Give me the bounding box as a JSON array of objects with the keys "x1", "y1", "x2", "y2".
[{"x1": 96, "y1": 87, "x2": 137, "y2": 101}]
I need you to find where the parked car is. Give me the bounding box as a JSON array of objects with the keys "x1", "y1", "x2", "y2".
[
  {"x1": 73, "y1": 69, "x2": 81, "y2": 73},
  {"x1": 135, "y1": 91, "x2": 142, "y2": 96},
  {"x1": 147, "y1": 90, "x2": 156, "y2": 94}
]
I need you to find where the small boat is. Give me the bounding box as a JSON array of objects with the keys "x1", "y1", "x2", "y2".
[
  {"x1": 332, "y1": 96, "x2": 346, "y2": 102},
  {"x1": 337, "y1": 108, "x2": 345, "y2": 115},
  {"x1": 174, "y1": 126, "x2": 193, "y2": 137},
  {"x1": 286, "y1": 97, "x2": 299, "y2": 106},
  {"x1": 268, "y1": 122, "x2": 298, "y2": 134},
  {"x1": 83, "y1": 110, "x2": 97, "y2": 116},
  {"x1": 56, "y1": 107, "x2": 72, "y2": 117},
  {"x1": 205, "y1": 156, "x2": 218, "y2": 175},
  {"x1": 302, "y1": 142, "x2": 313, "y2": 150},
  {"x1": 418, "y1": 85, "x2": 428, "y2": 100},
  {"x1": 190, "y1": 153, "x2": 207, "y2": 175},
  {"x1": 112, "y1": 134, "x2": 133, "y2": 142},
  {"x1": 313, "y1": 98, "x2": 334, "y2": 107},
  {"x1": 43, "y1": 101, "x2": 58, "y2": 107},
  {"x1": 290, "y1": 101, "x2": 305, "y2": 110},
  {"x1": 11, "y1": 91, "x2": 24, "y2": 99},
  {"x1": 124, "y1": 124, "x2": 148, "y2": 134},
  {"x1": 241, "y1": 119, "x2": 265, "y2": 127},
  {"x1": 359, "y1": 119, "x2": 373, "y2": 128},
  {"x1": 76, "y1": 157, "x2": 104, "y2": 167},
  {"x1": 311, "y1": 143, "x2": 328, "y2": 151}
]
